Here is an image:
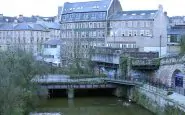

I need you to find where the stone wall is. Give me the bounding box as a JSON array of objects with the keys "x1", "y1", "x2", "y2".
[{"x1": 133, "y1": 84, "x2": 185, "y2": 115}]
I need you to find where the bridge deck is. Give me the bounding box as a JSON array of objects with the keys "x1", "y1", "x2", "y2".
[
  {"x1": 104, "y1": 78, "x2": 142, "y2": 86},
  {"x1": 33, "y1": 75, "x2": 142, "y2": 89}
]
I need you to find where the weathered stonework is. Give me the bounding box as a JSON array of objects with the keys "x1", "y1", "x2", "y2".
[{"x1": 156, "y1": 55, "x2": 185, "y2": 87}]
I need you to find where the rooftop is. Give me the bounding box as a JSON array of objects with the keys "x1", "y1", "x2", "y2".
[
  {"x1": 109, "y1": 10, "x2": 158, "y2": 20},
  {"x1": 62, "y1": 0, "x2": 112, "y2": 14},
  {"x1": 0, "y1": 22, "x2": 60, "y2": 31},
  {"x1": 167, "y1": 28, "x2": 185, "y2": 35}
]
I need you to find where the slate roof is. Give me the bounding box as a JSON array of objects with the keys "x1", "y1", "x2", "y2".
[
  {"x1": 167, "y1": 29, "x2": 185, "y2": 35},
  {"x1": 38, "y1": 16, "x2": 56, "y2": 22},
  {"x1": 0, "y1": 23, "x2": 14, "y2": 30},
  {"x1": 44, "y1": 38, "x2": 62, "y2": 45},
  {"x1": 62, "y1": 0, "x2": 112, "y2": 14},
  {"x1": 39, "y1": 22, "x2": 61, "y2": 30},
  {"x1": 0, "y1": 23, "x2": 48, "y2": 31},
  {"x1": 17, "y1": 16, "x2": 37, "y2": 23},
  {"x1": 14, "y1": 23, "x2": 33, "y2": 30},
  {"x1": 29, "y1": 23, "x2": 48, "y2": 31},
  {"x1": 109, "y1": 10, "x2": 158, "y2": 21},
  {"x1": 0, "y1": 16, "x2": 16, "y2": 23}
]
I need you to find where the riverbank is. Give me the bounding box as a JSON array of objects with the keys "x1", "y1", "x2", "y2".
[{"x1": 133, "y1": 84, "x2": 185, "y2": 115}]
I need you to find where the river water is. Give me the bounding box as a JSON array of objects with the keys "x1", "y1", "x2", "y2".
[{"x1": 37, "y1": 97, "x2": 154, "y2": 115}]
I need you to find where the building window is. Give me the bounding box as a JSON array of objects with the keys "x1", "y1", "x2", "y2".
[
  {"x1": 94, "y1": 23, "x2": 97, "y2": 28},
  {"x1": 128, "y1": 21, "x2": 132, "y2": 27},
  {"x1": 169, "y1": 35, "x2": 180, "y2": 43},
  {"x1": 133, "y1": 21, "x2": 137, "y2": 27},
  {"x1": 140, "y1": 21, "x2": 145, "y2": 27},
  {"x1": 133, "y1": 44, "x2": 136, "y2": 48},
  {"x1": 140, "y1": 30, "x2": 144, "y2": 36},
  {"x1": 145, "y1": 21, "x2": 150, "y2": 27},
  {"x1": 128, "y1": 30, "x2": 132, "y2": 36},
  {"x1": 122, "y1": 21, "x2": 125, "y2": 27},
  {"x1": 50, "y1": 45, "x2": 57, "y2": 48},
  {"x1": 145, "y1": 30, "x2": 151, "y2": 36},
  {"x1": 44, "y1": 44, "x2": 48, "y2": 48},
  {"x1": 133, "y1": 30, "x2": 137, "y2": 36}
]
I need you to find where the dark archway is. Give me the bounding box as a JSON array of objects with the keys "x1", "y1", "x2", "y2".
[{"x1": 171, "y1": 69, "x2": 182, "y2": 88}]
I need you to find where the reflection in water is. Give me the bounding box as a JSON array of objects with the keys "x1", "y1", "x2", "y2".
[{"x1": 37, "y1": 97, "x2": 154, "y2": 115}]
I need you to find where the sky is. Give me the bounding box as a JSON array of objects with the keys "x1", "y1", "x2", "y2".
[{"x1": 0, "y1": 0, "x2": 185, "y2": 17}]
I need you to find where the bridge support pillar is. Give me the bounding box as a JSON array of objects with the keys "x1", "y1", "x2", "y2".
[
  {"x1": 67, "y1": 88, "x2": 74, "y2": 99},
  {"x1": 114, "y1": 86, "x2": 127, "y2": 97},
  {"x1": 127, "y1": 87, "x2": 134, "y2": 100}
]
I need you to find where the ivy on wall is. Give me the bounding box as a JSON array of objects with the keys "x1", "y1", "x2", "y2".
[{"x1": 120, "y1": 56, "x2": 128, "y2": 78}]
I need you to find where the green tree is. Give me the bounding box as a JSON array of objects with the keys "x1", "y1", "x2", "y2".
[{"x1": 0, "y1": 50, "x2": 49, "y2": 115}]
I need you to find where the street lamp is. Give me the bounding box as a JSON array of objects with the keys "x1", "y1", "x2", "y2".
[{"x1": 160, "y1": 35, "x2": 162, "y2": 57}]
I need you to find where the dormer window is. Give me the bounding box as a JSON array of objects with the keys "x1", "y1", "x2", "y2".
[
  {"x1": 140, "y1": 13, "x2": 146, "y2": 15},
  {"x1": 150, "y1": 13, "x2": 155, "y2": 15},
  {"x1": 123, "y1": 14, "x2": 127, "y2": 16},
  {"x1": 77, "y1": 7, "x2": 81, "y2": 10},
  {"x1": 93, "y1": 6, "x2": 99, "y2": 9},
  {"x1": 132, "y1": 13, "x2": 136, "y2": 16}
]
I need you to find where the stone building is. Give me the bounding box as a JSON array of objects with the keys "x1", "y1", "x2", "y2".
[
  {"x1": 0, "y1": 23, "x2": 60, "y2": 55},
  {"x1": 43, "y1": 38, "x2": 62, "y2": 66},
  {"x1": 106, "y1": 5, "x2": 168, "y2": 57},
  {"x1": 169, "y1": 16, "x2": 185, "y2": 27},
  {"x1": 167, "y1": 25, "x2": 185, "y2": 55},
  {"x1": 167, "y1": 16, "x2": 185, "y2": 55},
  {"x1": 0, "y1": 23, "x2": 49, "y2": 55},
  {"x1": 60, "y1": 0, "x2": 122, "y2": 64}
]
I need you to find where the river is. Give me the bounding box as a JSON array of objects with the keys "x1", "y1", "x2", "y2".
[{"x1": 37, "y1": 97, "x2": 154, "y2": 115}]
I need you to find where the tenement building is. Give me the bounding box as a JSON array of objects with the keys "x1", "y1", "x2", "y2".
[
  {"x1": 0, "y1": 22, "x2": 61, "y2": 56},
  {"x1": 106, "y1": 5, "x2": 168, "y2": 57},
  {"x1": 60, "y1": 0, "x2": 122, "y2": 64},
  {"x1": 0, "y1": 23, "x2": 49, "y2": 55}
]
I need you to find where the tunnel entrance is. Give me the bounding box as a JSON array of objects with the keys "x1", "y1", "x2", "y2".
[
  {"x1": 49, "y1": 89, "x2": 67, "y2": 98},
  {"x1": 75, "y1": 88, "x2": 115, "y2": 97},
  {"x1": 48, "y1": 88, "x2": 116, "y2": 98}
]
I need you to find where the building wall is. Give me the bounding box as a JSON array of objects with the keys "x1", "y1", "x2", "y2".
[
  {"x1": 0, "y1": 23, "x2": 61, "y2": 56},
  {"x1": 43, "y1": 44, "x2": 61, "y2": 65},
  {"x1": 60, "y1": 0, "x2": 123, "y2": 64},
  {"x1": 150, "y1": 5, "x2": 167, "y2": 56},
  {"x1": 0, "y1": 29, "x2": 48, "y2": 55},
  {"x1": 106, "y1": 5, "x2": 168, "y2": 57}
]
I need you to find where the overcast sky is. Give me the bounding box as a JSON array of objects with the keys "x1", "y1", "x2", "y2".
[{"x1": 0, "y1": 0, "x2": 185, "y2": 17}]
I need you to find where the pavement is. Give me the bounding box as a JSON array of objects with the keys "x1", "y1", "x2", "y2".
[{"x1": 168, "y1": 92, "x2": 185, "y2": 107}]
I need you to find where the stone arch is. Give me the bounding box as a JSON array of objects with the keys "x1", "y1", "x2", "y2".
[
  {"x1": 171, "y1": 69, "x2": 182, "y2": 88},
  {"x1": 157, "y1": 64, "x2": 184, "y2": 87},
  {"x1": 158, "y1": 69, "x2": 171, "y2": 85}
]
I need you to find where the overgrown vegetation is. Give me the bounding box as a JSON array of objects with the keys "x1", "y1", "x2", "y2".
[
  {"x1": 120, "y1": 56, "x2": 128, "y2": 78},
  {"x1": 164, "y1": 104, "x2": 185, "y2": 115},
  {"x1": 0, "y1": 50, "x2": 49, "y2": 115},
  {"x1": 180, "y1": 35, "x2": 185, "y2": 54}
]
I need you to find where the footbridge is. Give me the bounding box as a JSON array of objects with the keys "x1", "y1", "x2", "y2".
[{"x1": 32, "y1": 75, "x2": 142, "y2": 99}]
